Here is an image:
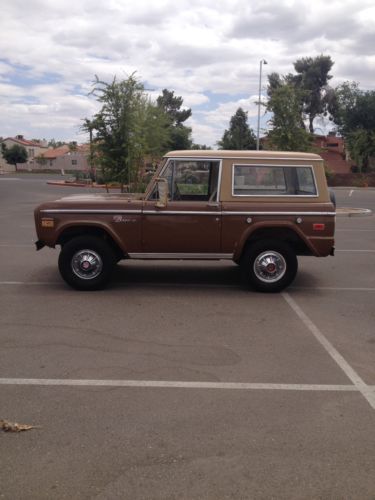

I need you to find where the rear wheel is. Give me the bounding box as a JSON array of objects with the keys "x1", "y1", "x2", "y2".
[
  {"x1": 58, "y1": 236, "x2": 115, "y2": 290},
  {"x1": 241, "y1": 239, "x2": 298, "y2": 293}
]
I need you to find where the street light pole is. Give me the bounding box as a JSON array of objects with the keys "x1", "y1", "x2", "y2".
[{"x1": 256, "y1": 59, "x2": 267, "y2": 150}]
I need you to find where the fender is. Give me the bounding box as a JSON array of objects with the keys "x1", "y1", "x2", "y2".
[
  {"x1": 233, "y1": 220, "x2": 317, "y2": 261},
  {"x1": 53, "y1": 220, "x2": 129, "y2": 255}
]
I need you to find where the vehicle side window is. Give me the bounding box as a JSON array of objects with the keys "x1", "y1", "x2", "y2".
[
  {"x1": 233, "y1": 166, "x2": 287, "y2": 195},
  {"x1": 295, "y1": 167, "x2": 317, "y2": 195},
  {"x1": 232, "y1": 165, "x2": 317, "y2": 196},
  {"x1": 159, "y1": 160, "x2": 220, "y2": 201}
]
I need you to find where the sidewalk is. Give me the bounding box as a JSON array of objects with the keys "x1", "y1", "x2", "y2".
[{"x1": 336, "y1": 207, "x2": 372, "y2": 217}]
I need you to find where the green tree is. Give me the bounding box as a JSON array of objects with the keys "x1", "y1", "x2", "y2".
[
  {"x1": 191, "y1": 143, "x2": 211, "y2": 150},
  {"x1": 267, "y1": 56, "x2": 335, "y2": 133},
  {"x1": 157, "y1": 89, "x2": 193, "y2": 150},
  {"x1": 157, "y1": 89, "x2": 192, "y2": 125},
  {"x1": 48, "y1": 139, "x2": 65, "y2": 148},
  {"x1": 266, "y1": 84, "x2": 312, "y2": 151},
  {"x1": 134, "y1": 96, "x2": 171, "y2": 161},
  {"x1": 83, "y1": 74, "x2": 171, "y2": 190},
  {"x1": 346, "y1": 129, "x2": 375, "y2": 172},
  {"x1": 292, "y1": 55, "x2": 334, "y2": 133},
  {"x1": 331, "y1": 82, "x2": 375, "y2": 171},
  {"x1": 218, "y1": 108, "x2": 256, "y2": 150},
  {"x1": 82, "y1": 118, "x2": 97, "y2": 179},
  {"x1": 2, "y1": 144, "x2": 28, "y2": 171}
]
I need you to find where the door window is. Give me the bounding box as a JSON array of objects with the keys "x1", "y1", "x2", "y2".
[{"x1": 154, "y1": 159, "x2": 220, "y2": 202}]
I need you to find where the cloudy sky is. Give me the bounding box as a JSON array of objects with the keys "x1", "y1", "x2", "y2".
[{"x1": 1, "y1": 0, "x2": 374, "y2": 147}]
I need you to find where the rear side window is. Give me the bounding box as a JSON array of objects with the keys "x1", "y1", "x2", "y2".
[
  {"x1": 232, "y1": 164, "x2": 317, "y2": 196},
  {"x1": 295, "y1": 167, "x2": 316, "y2": 195}
]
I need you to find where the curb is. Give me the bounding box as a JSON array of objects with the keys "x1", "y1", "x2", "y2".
[{"x1": 336, "y1": 207, "x2": 372, "y2": 217}]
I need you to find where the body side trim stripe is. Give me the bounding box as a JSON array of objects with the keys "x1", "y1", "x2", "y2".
[
  {"x1": 41, "y1": 209, "x2": 336, "y2": 217},
  {"x1": 41, "y1": 209, "x2": 142, "y2": 214},
  {"x1": 221, "y1": 211, "x2": 336, "y2": 216}
]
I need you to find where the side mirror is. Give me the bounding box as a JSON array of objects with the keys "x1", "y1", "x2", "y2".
[{"x1": 155, "y1": 178, "x2": 168, "y2": 207}]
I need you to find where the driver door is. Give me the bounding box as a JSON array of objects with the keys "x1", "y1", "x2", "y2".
[{"x1": 142, "y1": 159, "x2": 221, "y2": 255}]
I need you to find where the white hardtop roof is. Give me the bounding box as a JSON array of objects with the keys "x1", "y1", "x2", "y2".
[{"x1": 164, "y1": 150, "x2": 322, "y2": 161}]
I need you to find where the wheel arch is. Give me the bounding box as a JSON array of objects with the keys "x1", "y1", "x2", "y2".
[
  {"x1": 234, "y1": 222, "x2": 314, "y2": 262},
  {"x1": 56, "y1": 224, "x2": 126, "y2": 261}
]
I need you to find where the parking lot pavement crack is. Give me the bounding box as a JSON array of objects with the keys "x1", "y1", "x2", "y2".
[{"x1": 0, "y1": 322, "x2": 240, "y2": 367}]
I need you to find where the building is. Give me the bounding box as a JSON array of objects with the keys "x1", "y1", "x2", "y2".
[
  {"x1": 0, "y1": 135, "x2": 48, "y2": 172},
  {"x1": 312, "y1": 133, "x2": 351, "y2": 174},
  {"x1": 32, "y1": 144, "x2": 90, "y2": 172},
  {"x1": 260, "y1": 132, "x2": 352, "y2": 174}
]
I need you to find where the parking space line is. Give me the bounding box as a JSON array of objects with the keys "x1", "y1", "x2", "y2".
[
  {"x1": 0, "y1": 378, "x2": 364, "y2": 391},
  {"x1": 291, "y1": 287, "x2": 375, "y2": 292},
  {"x1": 282, "y1": 292, "x2": 375, "y2": 410},
  {"x1": 0, "y1": 281, "x2": 60, "y2": 285},
  {"x1": 0, "y1": 282, "x2": 375, "y2": 292},
  {"x1": 336, "y1": 249, "x2": 375, "y2": 253}
]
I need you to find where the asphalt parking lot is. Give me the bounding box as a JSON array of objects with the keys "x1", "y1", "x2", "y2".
[{"x1": 0, "y1": 176, "x2": 374, "y2": 499}]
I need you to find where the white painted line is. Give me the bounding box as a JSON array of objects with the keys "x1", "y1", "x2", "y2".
[
  {"x1": 336, "y1": 229, "x2": 374, "y2": 232},
  {"x1": 282, "y1": 292, "x2": 375, "y2": 410},
  {"x1": 0, "y1": 282, "x2": 375, "y2": 292},
  {"x1": 0, "y1": 281, "x2": 238, "y2": 289},
  {"x1": 0, "y1": 378, "x2": 361, "y2": 391},
  {"x1": 0, "y1": 281, "x2": 60, "y2": 286},
  {"x1": 0, "y1": 244, "x2": 32, "y2": 247},
  {"x1": 291, "y1": 287, "x2": 375, "y2": 292},
  {"x1": 336, "y1": 249, "x2": 375, "y2": 253}
]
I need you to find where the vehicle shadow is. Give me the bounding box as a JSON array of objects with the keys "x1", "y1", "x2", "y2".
[{"x1": 112, "y1": 260, "x2": 242, "y2": 287}]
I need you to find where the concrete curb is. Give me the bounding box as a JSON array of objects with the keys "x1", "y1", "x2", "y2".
[{"x1": 336, "y1": 207, "x2": 373, "y2": 217}]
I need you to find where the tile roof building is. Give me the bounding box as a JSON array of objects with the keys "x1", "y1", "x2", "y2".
[{"x1": 0, "y1": 135, "x2": 48, "y2": 171}]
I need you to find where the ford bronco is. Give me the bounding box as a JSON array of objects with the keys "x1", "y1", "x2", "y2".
[{"x1": 34, "y1": 150, "x2": 335, "y2": 292}]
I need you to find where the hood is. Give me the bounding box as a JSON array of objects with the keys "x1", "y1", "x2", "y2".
[
  {"x1": 35, "y1": 192, "x2": 145, "y2": 213},
  {"x1": 56, "y1": 193, "x2": 144, "y2": 203}
]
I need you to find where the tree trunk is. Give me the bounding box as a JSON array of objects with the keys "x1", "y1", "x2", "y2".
[{"x1": 309, "y1": 116, "x2": 314, "y2": 134}]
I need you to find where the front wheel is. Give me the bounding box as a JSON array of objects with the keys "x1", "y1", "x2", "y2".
[
  {"x1": 240, "y1": 239, "x2": 298, "y2": 293},
  {"x1": 58, "y1": 236, "x2": 115, "y2": 291}
]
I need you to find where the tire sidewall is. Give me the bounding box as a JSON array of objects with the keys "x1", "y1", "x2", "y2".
[
  {"x1": 241, "y1": 239, "x2": 298, "y2": 293},
  {"x1": 58, "y1": 236, "x2": 115, "y2": 290}
]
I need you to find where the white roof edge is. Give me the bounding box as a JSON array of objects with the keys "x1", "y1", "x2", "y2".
[{"x1": 164, "y1": 150, "x2": 323, "y2": 160}]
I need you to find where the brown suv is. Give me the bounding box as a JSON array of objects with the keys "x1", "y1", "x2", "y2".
[{"x1": 34, "y1": 150, "x2": 335, "y2": 292}]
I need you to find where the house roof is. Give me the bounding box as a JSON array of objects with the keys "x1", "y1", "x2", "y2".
[
  {"x1": 40, "y1": 145, "x2": 70, "y2": 159},
  {"x1": 3, "y1": 137, "x2": 46, "y2": 148}
]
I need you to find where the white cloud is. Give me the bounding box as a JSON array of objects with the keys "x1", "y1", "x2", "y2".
[{"x1": 0, "y1": 0, "x2": 374, "y2": 143}]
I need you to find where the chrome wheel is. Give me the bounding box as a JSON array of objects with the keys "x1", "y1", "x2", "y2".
[
  {"x1": 253, "y1": 251, "x2": 287, "y2": 283},
  {"x1": 71, "y1": 249, "x2": 103, "y2": 280}
]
